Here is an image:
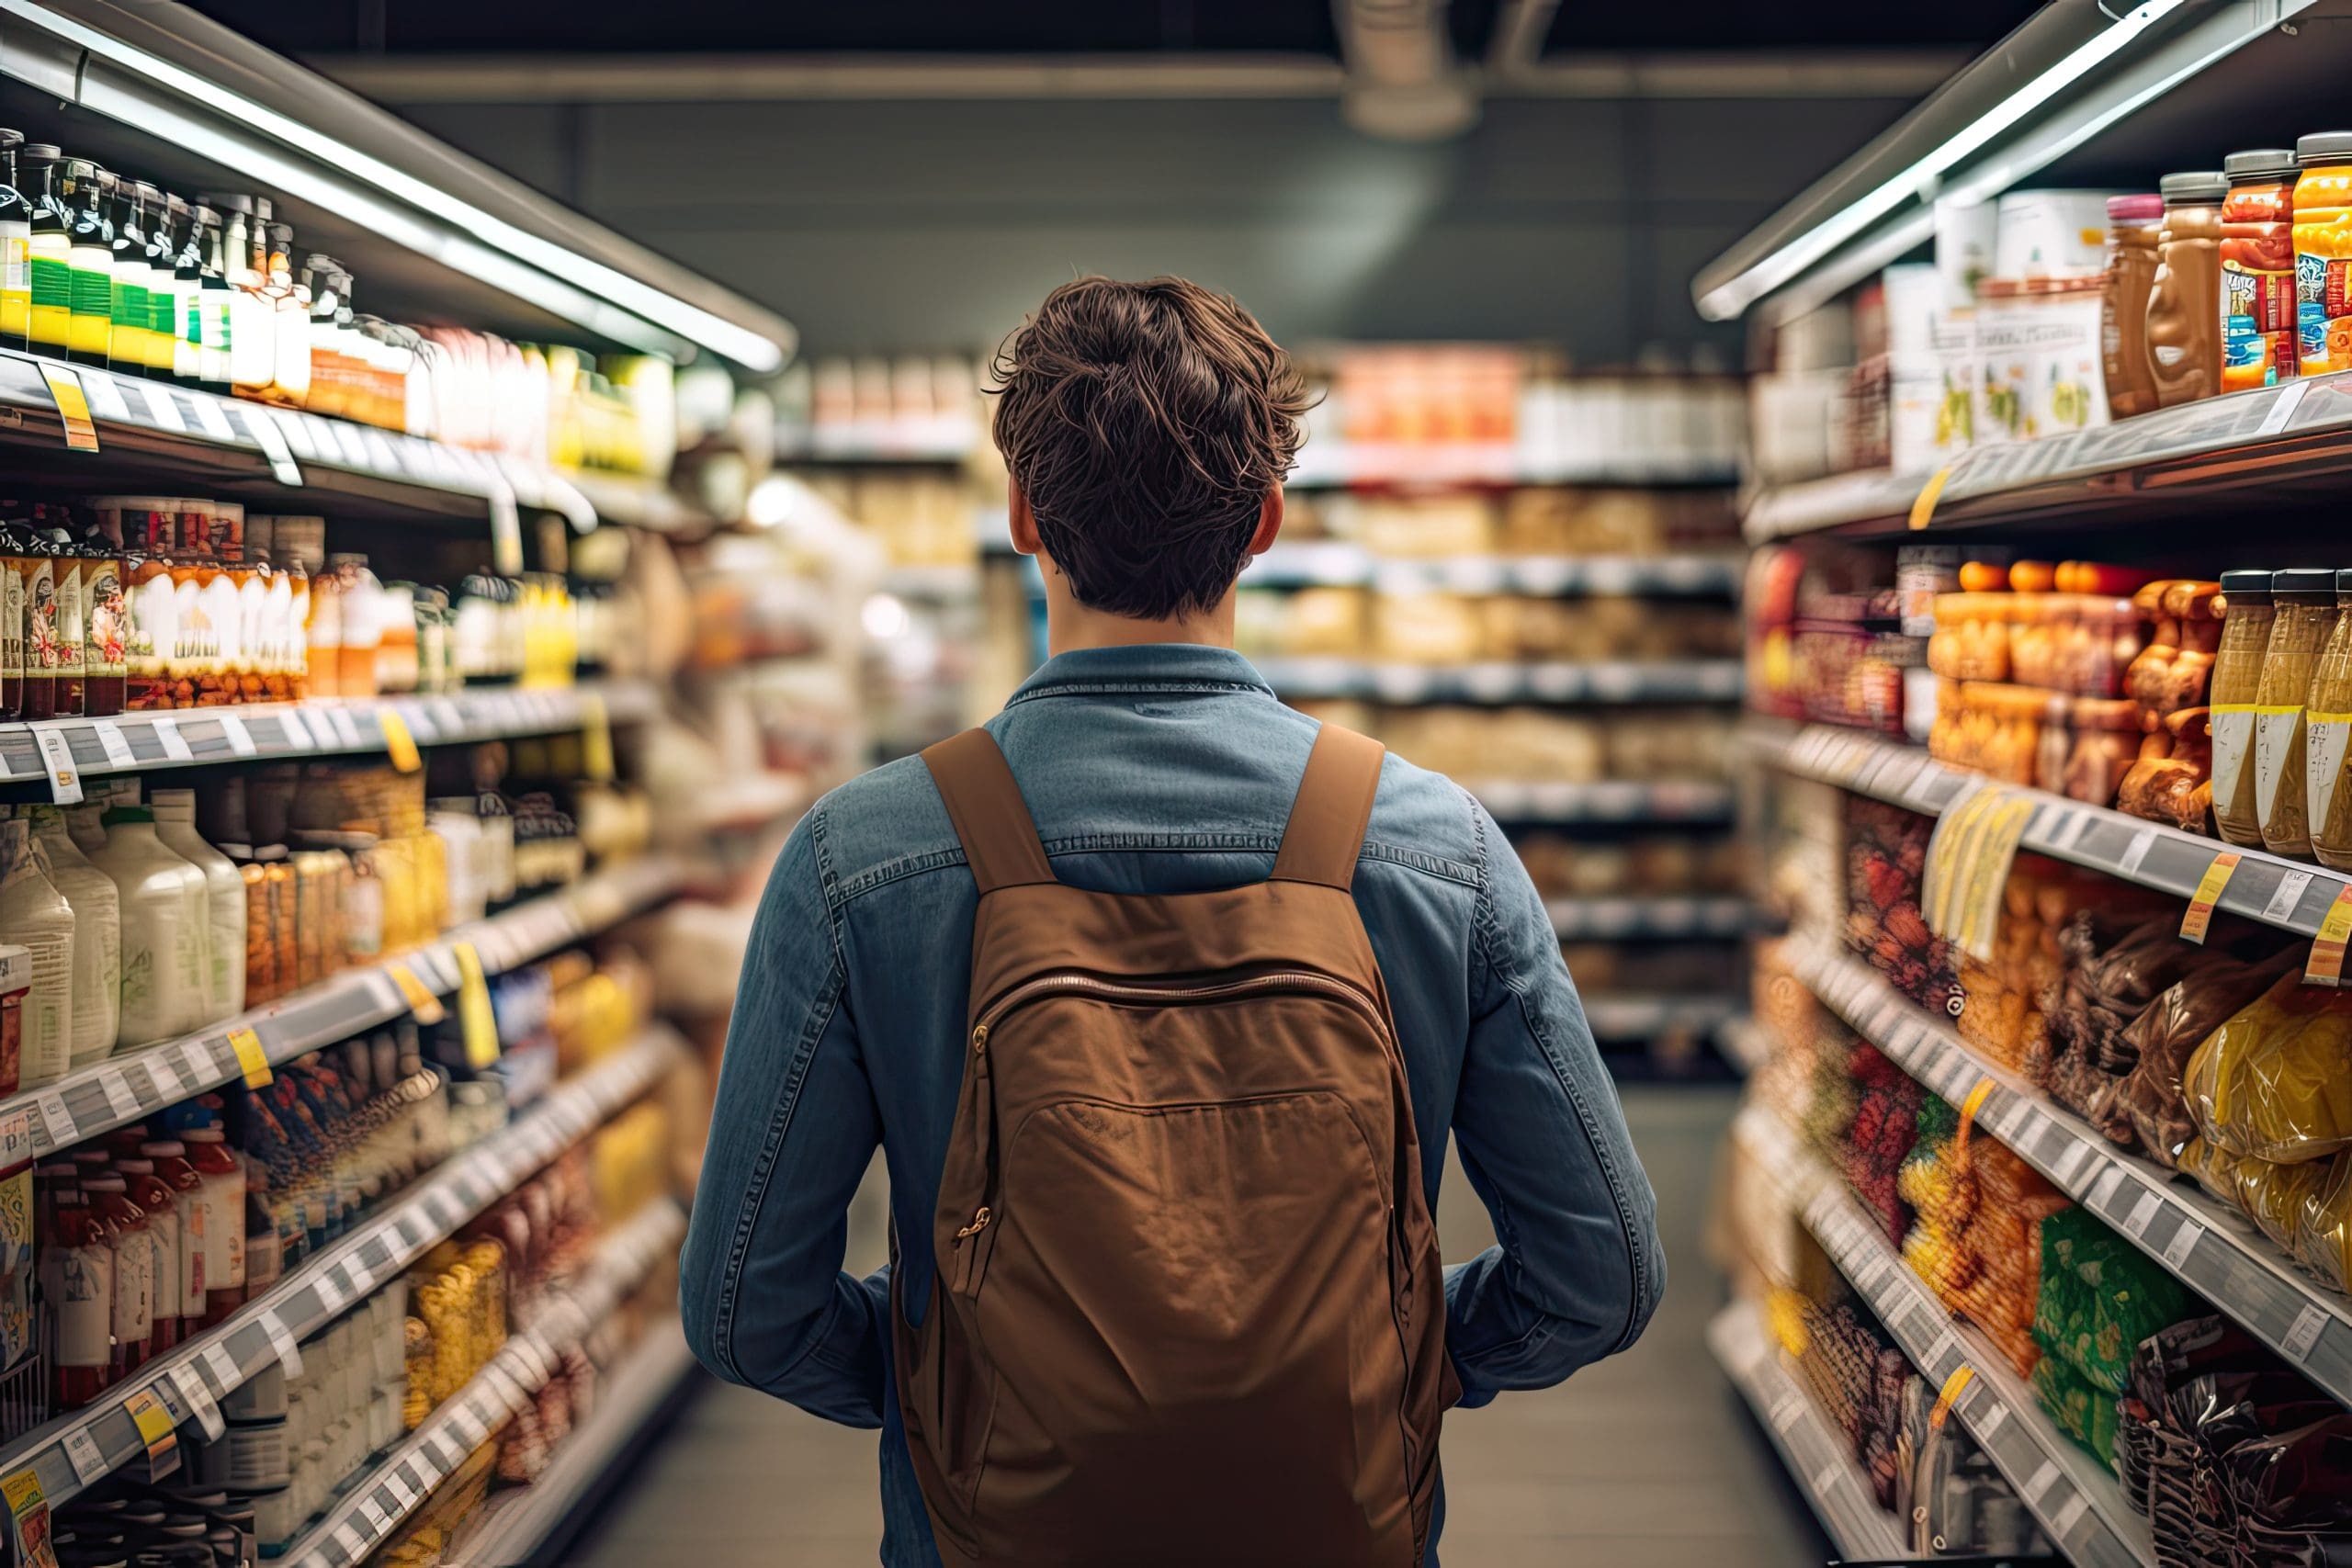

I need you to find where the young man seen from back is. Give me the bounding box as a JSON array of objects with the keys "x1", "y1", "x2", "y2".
[{"x1": 681, "y1": 276, "x2": 1664, "y2": 1567}]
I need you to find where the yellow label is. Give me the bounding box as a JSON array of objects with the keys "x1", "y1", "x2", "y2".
[
  {"x1": 1960, "y1": 1077, "x2": 1995, "y2": 1126},
  {"x1": 1908, "y1": 465, "x2": 1952, "y2": 530},
  {"x1": 580, "y1": 692, "x2": 616, "y2": 783},
  {"x1": 378, "y1": 709, "x2": 422, "y2": 774},
  {"x1": 390, "y1": 962, "x2": 447, "y2": 1026},
  {"x1": 2307, "y1": 885, "x2": 2352, "y2": 987},
  {"x1": 2, "y1": 1468, "x2": 42, "y2": 1521},
  {"x1": 453, "y1": 941, "x2": 500, "y2": 1069},
  {"x1": 228, "y1": 1027, "x2": 270, "y2": 1089},
  {"x1": 2180, "y1": 852, "x2": 2243, "y2": 945},
  {"x1": 36, "y1": 363, "x2": 96, "y2": 453},
  {"x1": 123, "y1": 1386, "x2": 175, "y2": 1457},
  {"x1": 1928, "y1": 1365, "x2": 1974, "y2": 1429},
  {"x1": 3, "y1": 1462, "x2": 54, "y2": 1568}
]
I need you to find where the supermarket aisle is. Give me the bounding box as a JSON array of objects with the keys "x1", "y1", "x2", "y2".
[{"x1": 579, "y1": 1086, "x2": 1828, "y2": 1568}]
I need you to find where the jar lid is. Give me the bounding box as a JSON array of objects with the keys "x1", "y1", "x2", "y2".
[
  {"x1": 2223, "y1": 148, "x2": 2298, "y2": 181},
  {"x1": 2273, "y1": 567, "x2": 2337, "y2": 603},
  {"x1": 2159, "y1": 170, "x2": 2227, "y2": 202},
  {"x1": 2337, "y1": 569, "x2": 2352, "y2": 601},
  {"x1": 2106, "y1": 193, "x2": 2163, "y2": 222},
  {"x1": 2299, "y1": 130, "x2": 2352, "y2": 165},
  {"x1": 2220, "y1": 569, "x2": 2275, "y2": 604}
]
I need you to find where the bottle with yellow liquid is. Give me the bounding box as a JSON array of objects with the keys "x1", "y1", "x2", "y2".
[
  {"x1": 141, "y1": 188, "x2": 181, "y2": 379},
  {"x1": 21, "y1": 146, "x2": 68, "y2": 361},
  {"x1": 0, "y1": 131, "x2": 29, "y2": 352},
  {"x1": 61, "y1": 162, "x2": 113, "y2": 368},
  {"x1": 107, "y1": 177, "x2": 152, "y2": 378}
]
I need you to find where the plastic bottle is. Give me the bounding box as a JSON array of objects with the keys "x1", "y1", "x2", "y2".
[
  {"x1": 187, "y1": 200, "x2": 233, "y2": 396},
  {"x1": 24, "y1": 806, "x2": 119, "y2": 1067},
  {"x1": 38, "y1": 1166, "x2": 112, "y2": 1407},
  {"x1": 141, "y1": 188, "x2": 181, "y2": 381},
  {"x1": 139, "y1": 1137, "x2": 207, "y2": 1341},
  {"x1": 112, "y1": 1154, "x2": 181, "y2": 1353},
  {"x1": 2295, "y1": 132, "x2": 2352, "y2": 376},
  {"x1": 106, "y1": 177, "x2": 152, "y2": 378},
  {"x1": 20, "y1": 146, "x2": 67, "y2": 362},
  {"x1": 151, "y1": 788, "x2": 245, "y2": 1023},
  {"x1": 61, "y1": 161, "x2": 112, "y2": 369},
  {"x1": 0, "y1": 130, "x2": 28, "y2": 352},
  {"x1": 2147, "y1": 170, "x2": 2226, "y2": 408},
  {"x1": 182, "y1": 1120, "x2": 245, "y2": 1326},
  {"x1": 214, "y1": 195, "x2": 274, "y2": 400},
  {"x1": 89, "y1": 805, "x2": 209, "y2": 1046},
  {"x1": 41, "y1": 528, "x2": 85, "y2": 717},
  {"x1": 80, "y1": 1169, "x2": 152, "y2": 1381},
  {"x1": 79, "y1": 524, "x2": 126, "y2": 717},
  {"x1": 332, "y1": 554, "x2": 381, "y2": 699},
  {"x1": 0, "y1": 819, "x2": 74, "y2": 1088},
  {"x1": 2221, "y1": 149, "x2": 2300, "y2": 391}
]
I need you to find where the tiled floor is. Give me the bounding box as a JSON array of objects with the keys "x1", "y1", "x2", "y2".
[{"x1": 574, "y1": 1085, "x2": 1830, "y2": 1567}]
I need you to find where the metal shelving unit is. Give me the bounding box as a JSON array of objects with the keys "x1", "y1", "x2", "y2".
[
  {"x1": 1472, "y1": 779, "x2": 1736, "y2": 825},
  {"x1": 1247, "y1": 546, "x2": 1741, "y2": 597},
  {"x1": 1546, "y1": 895, "x2": 1759, "y2": 942},
  {"x1": 1261, "y1": 658, "x2": 1743, "y2": 705}
]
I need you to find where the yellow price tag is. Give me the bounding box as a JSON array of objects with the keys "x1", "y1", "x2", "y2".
[
  {"x1": 2309, "y1": 885, "x2": 2352, "y2": 987},
  {"x1": 37, "y1": 363, "x2": 97, "y2": 453},
  {"x1": 453, "y1": 942, "x2": 500, "y2": 1070},
  {"x1": 1928, "y1": 1365, "x2": 1973, "y2": 1429},
  {"x1": 1907, "y1": 465, "x2": 1951, "y2": 531},
  {"x1": 123, "y1": 1386, "x2": 175, "y2": 1459},
  {"x1": 3, "y1": 1464, "x2": 54, "y2": 1568},
  {"x1": 228, "y1": 1027, "x2": 270, "y2": 1089},
  {"x1": 378, "y1": 709, "x2": 422, "y2": 774},
  {"x1": 580, "y1": 692, "x2": 615, "y2": 784},
  {"x1": 389, "y1": 963, "x2": 447, "y2": 1026},
  {"x1": 2179, "y1": 852, "x2": 2243, "y2": 945},
  {"x1": 1956, "y1": 1077, "x2": 1995, "y2": 1148}
]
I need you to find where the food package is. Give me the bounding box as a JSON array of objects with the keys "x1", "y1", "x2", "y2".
[
  {"x1": 2031, "y1": 1352, "x2": 2120, "y2": 1467},
  {"x1": 2032, "y1": 913, "x2": 2208, "y2": 1137},
  {"x1": 2113, "y1": 945, "x2": 2299, "y2": 1165},
  {"x1": 2114, "y1": 705, "x2": 2214, "y2": 835},
  {"x1": 2033, "y1": 1206, "x2": 2189, "y2": 1398},
  {"x1": 2122, "y1": 581, "x2": 2222, "y2": 719},
  {"x1": 2181, "y1": 969, "x2": 2352, "y2": 1163},
  {"x1": 2298, "y1": 1154, "x2": 2352, "y2": 1292},
  {"x1": 1843, "y1": 1043, "x2": 1926, "y2": 1246}
]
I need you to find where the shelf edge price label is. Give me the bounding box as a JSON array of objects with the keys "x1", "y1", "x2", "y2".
[
  {"x1": 85, "y1": 720, "x2": 135, "y2": 769},
  {"x1": 229, "y1": 1027, "x2": 271, "y2": 1089},
  {"x1": 122, "y1": 1386, "x2": 175, "y2": 1461},
  {"x1": 59, "y1": 1426, "x2": 106, "y2": 1485},
  {"x1": 30, "y1": 728, "x2": 79, "y2": 805},
  {"x1": 36, "y1": 362, "x2": 98, "y2": 452},
  {"x1": 389, "y1": 963, "x2": 446, "y2": 1026},
  {"x1": 3, "y1": 1464, "x2": 52, "y2": 1568},
  {"x1": 378, "y1": 709, "x2": 422, "y2": 774},
  {"x1": 453, "y1": 942, "x2": 500, "y2": 1069},
  {"x1": 214, "y1": 713, "x2": 256, "y2": 758},
  {"x1": 2309, "y1": 884, "x2": 2352, "y2": 987},
  {"x1": 2180, "y1": 852, "x2": 2244, "y2": 945},
  {"x1": 260, "y1": 1312, "x2": 304, "y2": 1380},
  {"x1": 148, "y1": 716, "x2": 191, "y2": 762},
  {"x1": 32, "y1": 1092, "x2": 75, "y2": 1150}
]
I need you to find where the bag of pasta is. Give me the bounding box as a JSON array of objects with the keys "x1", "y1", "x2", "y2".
[
  {"x1": 2300, "y1": 1154, "x2": 2352, "y2": 1292},
  {"x1": 2033, "y1": 1207, "x2": 2189, "y2": 1397},
  {"x1": 2116, "y1": 947, "x2": 2301, "y2": 1165},
  {"x1": 2181, "y1": 970, "x2": 2352, "y2": 1164},
  {"x1": 2233, "y1": 1146, "x2": 2341, "y2": 1257}
]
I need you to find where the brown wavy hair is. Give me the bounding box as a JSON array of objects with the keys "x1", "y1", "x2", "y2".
[{"x1": 989, "y1": 276, "x2": 1310, "y2": 620}]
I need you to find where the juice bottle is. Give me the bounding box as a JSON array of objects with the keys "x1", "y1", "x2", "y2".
[
  {"x1": 2211, "y1": 571, "x2": 2274, "y2": 850},
  {"x1": 38, "y1": 1166, "x2": 113, "y2": 1408},
  {"x1": 19, "y1": 146, "x2": 66, "y2": 361},
  {"x1": 332, "y1": 554, "x2": 381, "y2": 698},
  {"x1": 124, "y1": 528, "x2": 175, "y2": 712},
  {"x1": 2221, "y1": 149, "x2": 2299, "y2": 391},
  {"x1": 80, "y1": 524, "x2": 126, "y2": 717},
  {"x1": 186, "y1": 201, "x2": 232, "y2": 394},
  {"x1": 2148, "y1": 170, "x2": 2225, "y2": 407},
  {"x1": 88, "y1": 806, "x2": 210, "y2": 1046},
  {"x1": 0, "y1": 130, "x2": 28, "y2": 351},
  {"x1": 2256, "y1": 569, "x2": 2340, "y2": 860},
  {"x1": 2294, "y1": 132, "x2": 2352, "y2": 377},
  {"x1": 25, "y1": 804, "x2": 119, "y2": 1069},
  {"x1": 62, "y1": 163, "x2": 113, "y2": 369},
  {"x1": 143, "y1": 189, "x2": 183, "y2": 380},
  {"x1": 182, "y1": 1122, "x2": 244, "y2": 1326},
  {"x1": 152, "y1": 787, "x2": 246, "y2": 1023},
  {"x1": 112, "y1": 1155, "x2": 181, "y2": 1352},
  {"x1": 79, "y1": 1169, "x2": 151, "y2": 1381},
  {"x1": 40, "y1": 528, "x2": 85, "y2": 716},
  {"x1": 0, "y1": 818, "x2": 74, "y2": 1089},
  {"x1": 106, "y1": 177, "x2": 152, "y2": 378},
  {"x1": 137, "y1": 1138, "x2": 207, "y2": 1342}
]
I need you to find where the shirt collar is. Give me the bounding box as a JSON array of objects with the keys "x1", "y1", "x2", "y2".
[{"x1": 1002, "y1": 643, "x2": 1278, "y2": 705}]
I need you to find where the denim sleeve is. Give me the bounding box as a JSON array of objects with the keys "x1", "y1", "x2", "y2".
[
  {"x1": 1442, "y1": 795, "x2": 1665, "y2": 1405},
  {"x1": 678, "y1": 814, "x2": 890, "y2": 1427}
]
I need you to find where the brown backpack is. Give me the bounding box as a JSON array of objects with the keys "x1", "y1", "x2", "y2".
[{"x1": 893, "y1": 722, "x2": 1457, "y2": 1566}]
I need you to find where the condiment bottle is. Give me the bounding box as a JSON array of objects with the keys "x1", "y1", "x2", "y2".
[
  {"x1": 112, "y1": 1155, "x2": 181, "y2": 1353},
  {"x1": 152, "y1": 788, "x2": 246, "y2": 1024},
  {"x1": 79, "y1": 1170, "x2": 152, "y2": 1382},
  {"x1": 61, "y1": 161, "x2": 113, "y2": 368},
  {"x1": 106, "y1": 176, "x2": 151, "y2": 378},
  {"x1": 38, "y1": 1165, "x2": 113, "y2": 1407},
  {"x1": 181, "y1": 1121, "x2": 245, "y2": 1326},
  {"x1": 2211, "y1": 570, "x2": 2275, "y2": 848},
  {"x1": 0, "y1": 130, "x2": 28, "y2": 352},
  {"x1": 216, "y1": 195, "x2": 274, "y2": 400},
  {"x1": 332, "y1": 554, "x2": 381, "y2": 698},
  {"x1": 2101, "y1": 194, "x2": 2164, "y2": 419},
  {"x1": 80, "y1": 522, "x2": 126, "y2": 717},
  {"x1": 145, "y1": 190, "x2": 185, "y2": 382},
  {"x1": 265, "y1": 220, "x2": 309, "y2": 407},
  {"x1": 138, "y1": 1138, "x2": 207, "y2": 1341},
  {"x1": 40, "y1": 527, "x2": 85, "y2": 717},
  {"x1": 2256, "y1": 568, "x2": 2340, "y2": 860},
  {"x1": 25, "y1": 805, "x2": 119, "y2": 1068},
  {"x1": 19, "y1": 145, "x2": 66, "y2": 361},
  {"x1": 88, "y1": 804, "x2": 210, "y2": 1046},
  {"x1": 187, "y1": 200, "x2": 233, "y2": 394},
  {"x1": 14, "y1": 524, "x2": 53, "y2": 720},
  {"x1": 2295, "y1": 132, "x2": 2352, "y2": 377},
  {"x1": 2147, "y1": 170, "x2": 2225, "y2": 408},
  {"x1": 0, "y1": 521, "x2": 24, "y2": 723},
  {"x1": 0, "y1": 819, "x2": 74, "y2": 1088},
  {"x1": 2221, "y1": 149, "x2": 2299, "y2": 392}
]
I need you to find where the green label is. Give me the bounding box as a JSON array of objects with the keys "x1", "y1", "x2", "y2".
[
  {"x1": 110, "y1": 276, "x2": 147, "y2": 328},
  {"x1": 184, "y1": 292, "x2": 202, "y2": 346},
  {"x1": 69, "y1": 265, "x2": 109, "y2": 318},
  {"x1": 28, "y1": 256, "x2": 68, "y2": 310},
  {"x1": 149, "y1": 280, "x2": 175, "y2": 336}
]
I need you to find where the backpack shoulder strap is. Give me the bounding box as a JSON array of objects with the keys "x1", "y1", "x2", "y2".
[
  {"x1": 922, "y1": 728, "x2": 1057, "y2": 894},
  {"x1": 1270, "y1": 723, "x2": 1385, "y2": 892}
]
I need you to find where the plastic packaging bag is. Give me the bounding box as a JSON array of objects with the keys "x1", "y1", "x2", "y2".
[
  {"x1": 2118, "y1": 946, "x2": 2303, "y2": 1165},
  {"x1": 2033, "y1": 1206, "x2": 2190, "y2": 1397},
  {"x1": 2183, "y1": 969, "x2": 2352, "y2": 1163},
  {"x1": 2301, "y1": 1154, "x2": 2352, "y2": 1292}
]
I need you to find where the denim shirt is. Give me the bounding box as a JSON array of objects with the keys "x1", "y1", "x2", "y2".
[{"x1": 679, "y1": 643, "x2": 1665, "y2": 1566}]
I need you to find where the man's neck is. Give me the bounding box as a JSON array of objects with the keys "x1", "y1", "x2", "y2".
[{"x1": 1044, "y1": 582, "x2": 1236, "y2": 658}]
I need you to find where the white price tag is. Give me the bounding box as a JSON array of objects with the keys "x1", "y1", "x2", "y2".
[
  {"x1": 215, "y1": 714, "x2": 256, "y2": 756},
  {"x1": 2051, "y1": 1492, "x2": 2090, "y2": 1539},
  {"x1": 189, "y1": 396, "x2": 235, "y2": 442},
  {"x1": 2163, "y1": 1224, "x2": 2201, "y2": 1269},
  {"x1": 61, "y1": 1423, "x2": 107, "y2": 1483},
  {"x1": 85, "y1": 720, "x2": 136, "y2": 769},
  {"x1": 33, "y1": 1091, "x2": 76, "y2": 1148},
  {"x1": 2123, "y1": 1189, "x2": 2161, "y2": 1239},
  {"x1": 329, "y1": 706, "x2": 364, "y2": 749},
  {"x1": 261, "y1": 1312, "x2": 304, "y2": 1379},
  {"x1": 313, "y1": 1267, "x2": 348, "y2": 1314},
  {"x1": 78, "y1": 369, "x2": 129, "y2": 422},
  {"x1": 2087, "y1": 1165, "x2": 2126, "y2": 1211},
  {"x1": 149, "y1": 716, "x2": 191, "y2": 761},
  {"x1": 174, "y1": 1368, "x2": 223, "y2": 1439},
  {"x1": 2285, "y1": 1302, "x2": 2330, "y2": 1361},
  {"x1": 98, "y1": 1072, "x2": 140, "y2": 1124},
  {"x1": 2023, "y1": 1459, "x2": 2060, "y2": 1503},
  {"x1": 277, "y1": 708, "x2": 316, "y2": 749},
  {"x1": 1810, "y1": 1460, "x2": 1843, "y2": 1500},
  {"x1": 383, "y1": 1468, "x2": 419, "y2": 1510},
  {"x1": 2117, "y1": 828, "x2": 2157, "y2": 877},
  {"x1": 138, "y1": 381, "x2": 186, "y2": 433},
  {"x1": 146, "y1": 1054, "x2": 182, "y2": 1101},
  {"x1": 331, "y1": 1522, "x2": 368, "y2": 1561},
  {"x1": 2267, "y1": 869, "x2": 2319, "y2": 924},
  {"x1": 0, "y1": 1107, "x2": 34, "y2": 1167},
  {"x1": 2050, "y1": 808, "x2": 2095, "y2": 852},
  {"x1": 33, "y1": 727, "x2": 81, "y2": 804},
  {"x1": 179, "y1": 1039, "x2": 217, "y2": 1088},
  {"x1": 1974, "y1": 1402, "x2": 2007, "y2": 1438},
  {"x1": 199, "y1": 1340, "x2": 239, "y2": 1393},
  {"x1": 356, "y1": 1495, "x2": 390, "y2": 1534},
  {"x1": 450, "y1": 1407, "x2": 486, "y2": 1446},
  {"x1": 426, "y1": 1428, "x2": 464, "y2": 1468}
]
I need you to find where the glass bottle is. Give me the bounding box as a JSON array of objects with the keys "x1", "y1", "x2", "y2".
[
  {"x1": 301, "y1": 255, "x2": 345, "y2": 419},
  {"x1": 25, "y1": 805, "x2": 119, "y2": 1068},
  {"x1": 62, "y1": 161, "x2": 112, "y2": 368},
  {"x1": 182, "y1": 1122, "x2": 244, "y2": 1327},
  {"x1": 124, "y1": 527, "x2": 175, "y2": 713},
  {"x1": 20, "y1": 145, "x2": 66, "y2": 361},
  {"x1": 0, "y1": 130, "x2": 28, "y2": 351},
  {"x1": 80, "y1": 521, "x2": 126, "y2": 717},
  {"x1": 112, "y1": 1155, "x2": 181, "y2": 1353},
  {"x1": 106, "y1": 177, "x2": 150, "y2": 378},
  {"x1": 39, "y1": 1167, "x2": 112, "y2": 1407},
  {"x1": 332, "y1": 553, "x2": 381, "y2": 698},
  {"x1": 139, "y1": 186, "x2": 179, "y2": 379},
  {"x1": 16, "y1": 524, "x2": 54, "y2": 721},
  {"x1": 137, "y1": 1138, "x2": 207, "y2": 1342},
  {"x1": 376, "y1": 581, "x2": 418, "y2": 695},
  {"x1": 40, "y1": 527, "x2": 85, "y2": 716},
  {"x1": 0, "y1": 520, "x2": 24, "y2": 722},
  {"x1": 80, "y1": 1170, "x2": 151, "y2": 1382},
  {"x1": 87, "y1": 805, "x2": 209, "y2": 1046},
  {"x1": 151, "y1": 788, "x2": 245, "y2": 1024},
  {"x1": 2257, "y1": 568, "x2": 2341, "y2": 860},
  {"x1": 187, "y1": 200, "x2": 232, "y2": 394},
  {"x1": 266, "y1": 220, "x2": 309, "y2": 407},
  {"x1": 216, "y1": 196, "x2": 273, "y2": 400}
]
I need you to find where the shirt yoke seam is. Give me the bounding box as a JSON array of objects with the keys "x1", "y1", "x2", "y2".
[{"x1": 829, "y1": 834, "x2": 1480, "y2": 908}]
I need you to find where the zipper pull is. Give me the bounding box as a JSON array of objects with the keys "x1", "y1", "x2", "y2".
[
  {"x1": 952, "y1": 1206, "x2": 992, "y2": 1294},
  {"x1": 955, "y1": 1206, "x2": 992, "y2": 1242}
]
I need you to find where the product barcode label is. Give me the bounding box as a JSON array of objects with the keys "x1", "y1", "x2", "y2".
[
  {"x1": 97, "y1": 1073, "x2": 138, "y2": 1123},
  {"x1": 2117, "y1": 829, "x2": 2157, "y2": 877},
  {"x1": 2123, "y1": 1190, "x2": 2161, "y2": 1239},
  {"x1": 2284, "y1": 1302, "x2": 2329, "y2": 1360},
  {"x1": 2163, "y1": 1224, "x2": 2201, "y2": 1269},
  {"x1": 85, "y1": 720, "x2": 134, "y2": 769},
  {"x1": 198, "y1": 1341, "x2": 238, "y2": 1393},
  {"x1": 59, "y1": 1425, "x2": 106, "y2": 1484},
  {"x1": 2267, "y1": 869, "x2": 2319, "y2": 924},
  {"x1": 260, "y1": 1313, "x2": 304, "y2": 1380},
  {"x1": 32, "y1": 1093, "x2": 74, "y2": 1148},
  {"x1": 148, "y1": 716, "x2": 191, "y2": 761}
]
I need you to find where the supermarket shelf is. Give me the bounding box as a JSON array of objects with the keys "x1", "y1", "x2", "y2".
[
  {"x1": 1799, "y1": 1167, "x2": 2154, "y2": 1568},
  {"x1": 285, "y1": 1197, "x2": 688, "y2": 1568},
  {"x1": 1546, "y1": 895, "x2": 1758, "y2": 942},
  {"x1": 455, "y1": 1318, "x2": 698, "y2": 1567},
  {"x1": 1247, "y1": 545, "x2": 1742, "y2": 597},
  {"x1": 1739, "y1": 373, "x2": 2352, "y2": 544},
  {"x1": 776, "y1": 423, "x2": 978, "y2": 465},
  {"x1": 0, "y1": 1029, "x2": 683, "y2": 1517},
  {"x1": 0, "y1": 680, "x2": 658, "y2": 795},
  {"x1": 1795, "y1": 942, "x2": 2352, "y2": 1415},
  {"x1": 1261, "y1": 658, "x2": 1743, "y2": 705},
  {"x1": 1473, "y1": 779, "x2": 1735, "y2": 825},
  {"x1": 1580, "y1": 995, "x2": 1743, "y2": 1041},
  {"x1": 6, "y1": 856, "x2": 688, "y2": 1167},
  {"x1": 567, "y1": 469, "x2": 718, "y2": 536},
  {"x1": 1708, "y1": 1301, "x2": 1910, "y2": 1562},
  {"x1": 1747, "y1": 717, "x2": 2346, "y2": 940}
]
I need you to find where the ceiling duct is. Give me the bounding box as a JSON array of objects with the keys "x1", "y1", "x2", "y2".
[{"x1": 1332, "y1": 0, "x2": 1478, "y2": 141}]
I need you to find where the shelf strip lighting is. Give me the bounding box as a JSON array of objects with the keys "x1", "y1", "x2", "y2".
[{"x1": 5, "y1": 0, "x2": 786, "y2": 371}]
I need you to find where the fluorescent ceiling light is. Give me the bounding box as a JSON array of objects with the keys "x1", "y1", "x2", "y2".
[
  {"x1": 1697, "y1": 0, "x2": 2188, "y2": 322},
  {"x1": 6, "y1": 0, "x2": 786, "y2": 372}
]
